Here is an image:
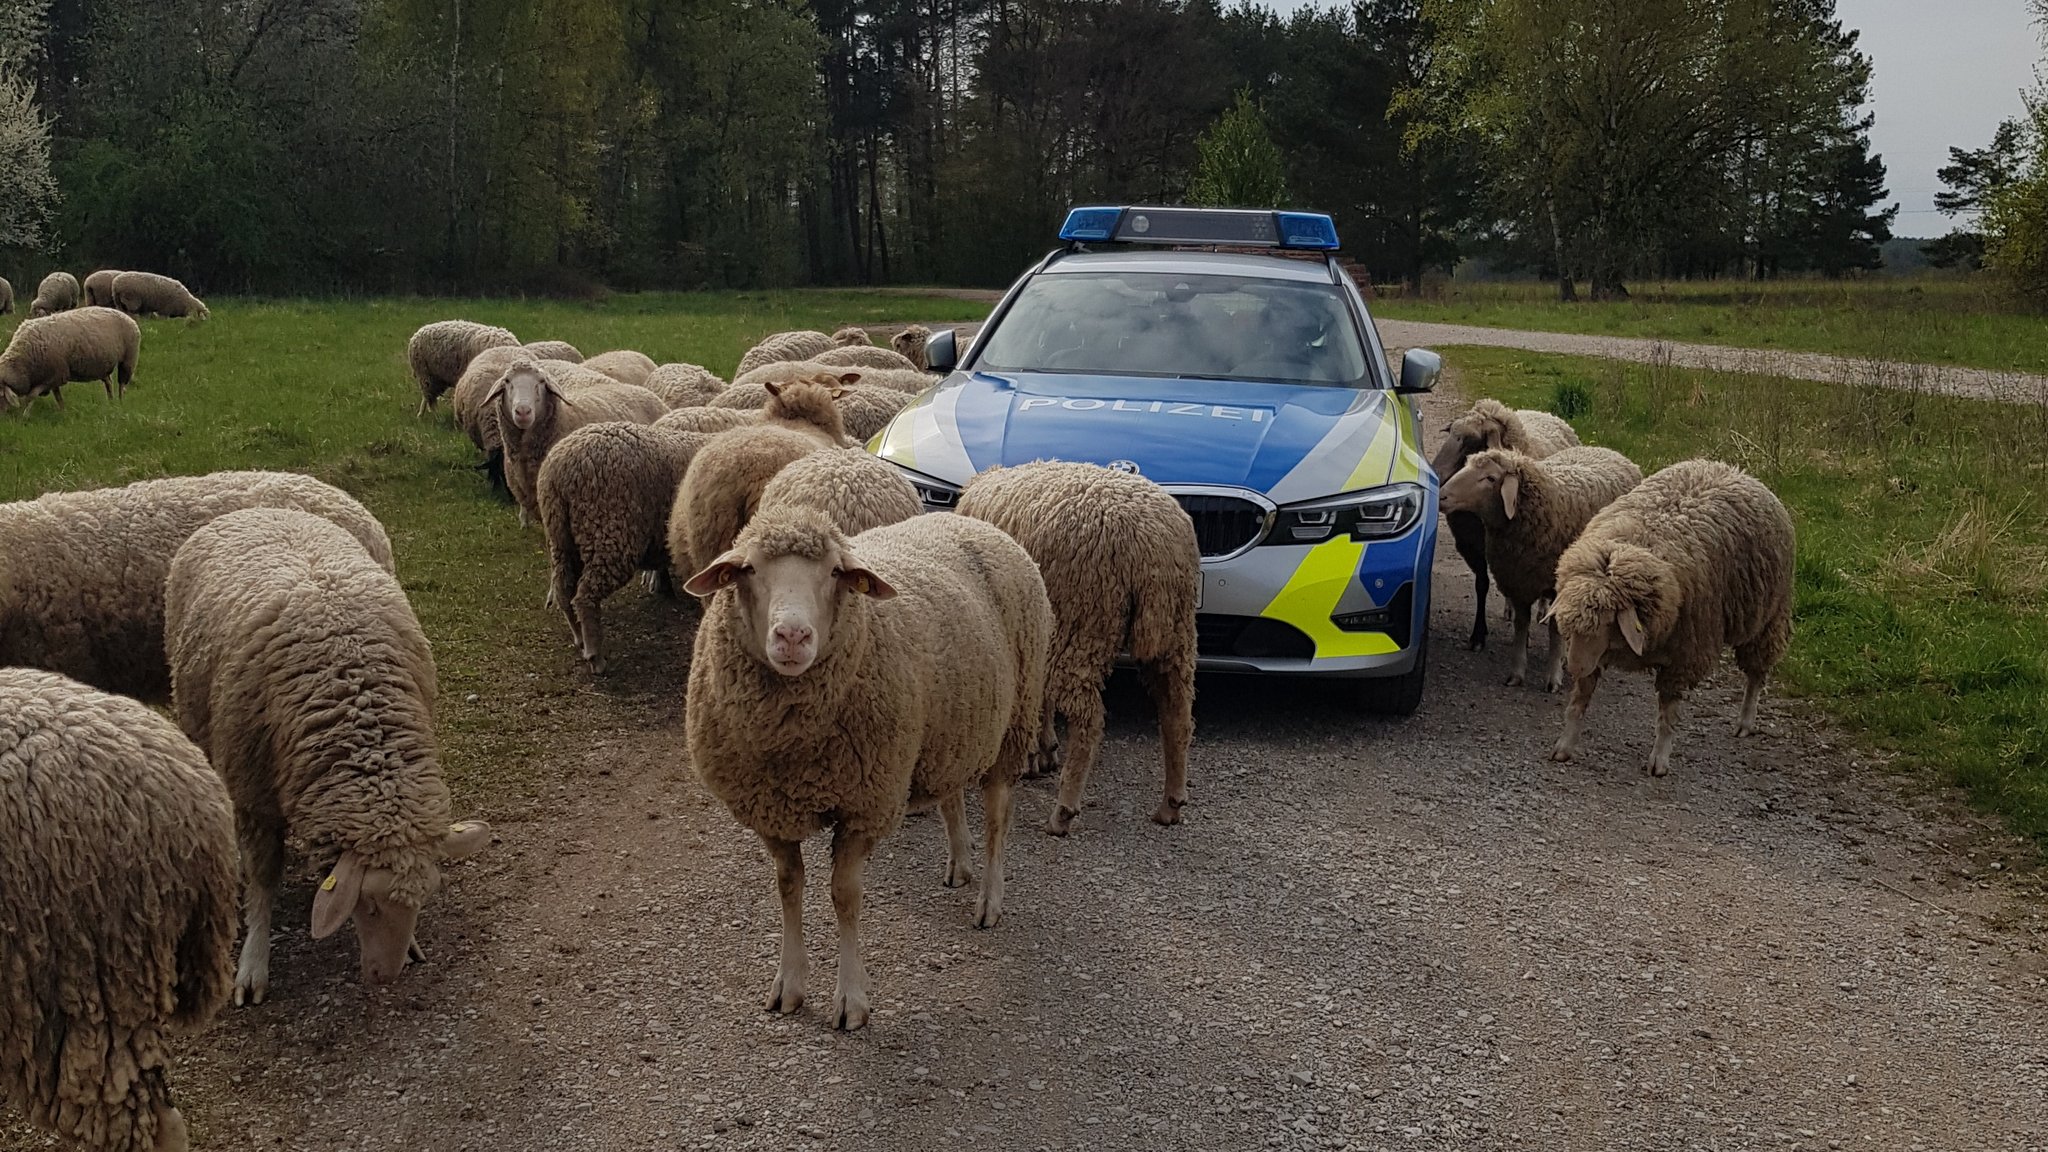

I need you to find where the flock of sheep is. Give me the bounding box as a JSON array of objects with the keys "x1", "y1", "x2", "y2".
[
  {"x1": 0, "y1": 267, "x2": 209, "y2": 412},
  {"x1": 0, "y1": 308, "x2": 1796, "y2": 1151}
]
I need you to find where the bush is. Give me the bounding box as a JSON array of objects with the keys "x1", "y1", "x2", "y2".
[{"x1": 1549, "y1": 377, "x2": 1592, "y2": 420}]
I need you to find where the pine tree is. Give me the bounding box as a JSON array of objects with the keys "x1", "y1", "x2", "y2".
[{"x1": 1188, "y1": 89, "x2": 1289, "y2": 209}]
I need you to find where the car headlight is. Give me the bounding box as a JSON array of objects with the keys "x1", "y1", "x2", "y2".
[
  {"x1": 887, "y1": 463, "x2": 962, "y2": 510},
  {"x1": 1269, "y1": 483, "x2": 1424, "y2": 544}
]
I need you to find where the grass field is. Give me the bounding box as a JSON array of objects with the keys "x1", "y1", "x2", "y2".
[
  {"x1": 0, "y1": 291, "x2": 990, "y2": 809},
  {"x1": 1373, "y1": 278, "x2": 2048, "y2": 375},
  {"x1": 1442, "y1": 344, "x2": 2048, "y2": 842}
]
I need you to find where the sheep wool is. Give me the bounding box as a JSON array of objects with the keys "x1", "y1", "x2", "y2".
[
  {"x1": 82, "y1": 269, "x2": 122, "y2": 308},
  {"x1": 581, "y1": 349, "x2": 659, "y2": 390},
  {"x1": 810, "y1": 343, "x2": 921, "y2": 372},
  {"x1": 0, "y1": 668, "x2": 237, "y2": 1152},
  {"x1": 539, "y1": 421, "x2": 712, "y2": 672},
  {"x1": 668, "y1": 379, "x2": 851, "y2": 578},
  {"x1": 0, "y1": 470, "x2": 394, "y2": 703},
  {"x1": 28, "y1": 271, "x2": 78, "y2": 317},
  {"x1": 957, "y1": 462, "x2": 1199, "y2": 833},
  {"x1": 756, "y1": 445, "x2": 923, "y2": 538},
  {"x1": 890, "y1": 324, "x2": 931, "y2": 370},
  {"x1": 489, "y1": 358, "x2": 669, "y2": 526},
  {"x1": 1430, "y1": 399, "x2": 1582, "y2": 652},
  {"x1": 830, "y1": 325, "x2": 874, "y2": 347},
  {"x1": 732, "y1": 358, "x2": 934, "y2": 397},
  {"x1": 110, "y1": 271, "x2": 209, "y2": 321},
  {"x1": 0, "y1": 274, "x2": 14, "y2": 315},
  {"x1": 0, "y1": 306, "x2": 142, "y2": 411},
  {"x1": 408, "y1": 319, "x2": 520, "y2": 416},
  {"x1": 1547, "y1": 459, "x2": 1795, "y2": 777},
  {"x1": 522, "y1": 339, "x2": 583, "y2": 363},
  {"x1": 734, "y1": 329, "x2": 836, "y2": 376},
  {"x1": 683, "y1": 508, "x2": 1050, "y2": 1029},
  {"x1": 644, "y1": 362, "x2": 728, "y2": 409},
  {"x1": 1439, "y1": 445, "x2": 1643, "y2": 692},
  {"x1": 656, "y1": 405, "x2": 760, "y2": 437},
  {"x1": 164, "y1": 508, "x2": 490, "y2": 1003}
]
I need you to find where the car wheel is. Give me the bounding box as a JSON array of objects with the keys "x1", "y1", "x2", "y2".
[{"x1": 1359, "y1": 628, "x2": 1428, "y2": 717}]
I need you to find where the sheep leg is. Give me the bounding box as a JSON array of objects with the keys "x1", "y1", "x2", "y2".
[
  {"x1": 760, "y1": 835, "x2": 805, "y2": 1015},
  {"x1": 1549, "y1": 667, "x2": 1601, "y2": 763},
  {"x1": 1142, "y1": 659, "x2": 1194, "y2": 826},
  {"x1": 234, "y1": 820, "x2": 286, "y2": 1007},
  {"x1": 573, "y1": 555, "x2": 638, "y2": 674},
  {"x1": 101, "y1": 373, "x2": 115, "y2": 400},
  {"x1": 1505, "y1": 602, "x2": 1533, "y2": 686},
  {"x1": 975, "y1": 771, "x2": 1014, "y2": 929},
  {"x1": 938, "y1": 790, "x2": 974, "y2": 887},
  {"x1": 828, "y1": 827, "x2": 876, "y2": 1030},
  {"x1": 414, "y1": 394, "x2": 431, "y2": 418},
  {"x1": 1023, "y1": 703, "x2": 1060, "y2": 779},
  {"x1": 49, "y1": 385, "x2": 64, "y2": 411},
  {"x1": 1448, "y1": 511, "x2": 1489, "y2": 650},
  {"x1": 1736, "y1": 668, "x2": 1767, "y2": 737},
  {"x1": 1647, "y1": 692, "x2": 1682, "y2": 777},
  {"x1": 1734, "y1": 629, "x2": 1783, "y2": 737},
  {"x1": 1542, "y1": 615, "x2": 1567, "y2": 693},
  {"x1": 1047, "y1": 693, "x2": 1107, "y2": 836}
]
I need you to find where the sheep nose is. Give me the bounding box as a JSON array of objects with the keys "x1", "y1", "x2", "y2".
[{"x1": 772, "y1": 623, "x2": 813, "y2": 650}]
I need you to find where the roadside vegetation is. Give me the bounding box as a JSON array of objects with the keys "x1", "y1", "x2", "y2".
[{"x1": 1444, "y1": 345, "x2": 2048, "y2": 841}]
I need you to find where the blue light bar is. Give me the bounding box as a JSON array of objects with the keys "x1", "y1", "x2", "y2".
[{"x1": 1058, "y1": 206, "x2": 1340, "y2": 251}]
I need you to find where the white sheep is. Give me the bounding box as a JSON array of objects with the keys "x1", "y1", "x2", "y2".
[
  {"x1": 655, "y1": 405, "x2": 759, "y2": 437},
  {"x1": 755, "y1": 443, "x2": 923, "y2": 538},
  {"x1": 1431, "y1": 399, "x2": 1582, "y2": 651},
  {"x1": 812, "y1": 343, "x2": 920, "y2": 371},
  {"x1": 1547, "y1": 459, "x2": 1795, "y2": 776},
  {"x1": 890, "y1": 324, "x2": 931, "y2": 370},
  {"x1": 667, "y1": 376, "x2": 853, "y2": 578},
  {"x1": 0, "y1": 274, "x2": 16, "y2": 314},
  {"x1": 488, "y1": 358, "x2": 668, "y2": 526},
  {"x1": 165, "y1": 507, "x2": 491, "y2": 1002},
  {"x1": 733, "y1": 327, "x2": 865, "y2": 375},
  {"x1": 522, "y1": 339, "x2": 583, "y2": 363},
  {"x1": 644, "y1": 362, "x2": 728, "y2": 408},
  {"x1": 81, "y1": 268, "x2": 122, "y2": 308},
  {"x1": 0, "y1": 306, "x2": 141, "y2": 411},
  {"x1": 682, "y1": 506, "x2": 1050, "y2": 1029},
  {"x1": 110, "y1": 271, "x2": 209, "y2": 320},
  {"x1": 408, "y1": 319, "x2": 520, "y2": 416},
  {"x1": 580, "y1": 349, "x2": 659, "y2": 390},
  {"x1": 1, "y1": 667, "x2": 238, "y2": 1152},
  {"x1": 28, "y1": 271, "x2": 78, "y2": 317}
]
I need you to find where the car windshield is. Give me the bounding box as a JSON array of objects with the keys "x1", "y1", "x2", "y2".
[{"x1": 974, "y1": 269, "x2": 1373, "y2": 387}]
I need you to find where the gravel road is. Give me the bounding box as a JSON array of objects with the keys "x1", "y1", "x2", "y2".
[{"x1": 7, "y1": 387, "x2": 2046, "y2": 1152}]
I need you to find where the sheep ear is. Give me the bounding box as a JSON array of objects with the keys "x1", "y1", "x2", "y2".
[
  {"x1": 438, "y1": 820, "x2": 492, "y2": 863},
  {"x1": 836, "y1": 564, "x2": 897, "y2": 600},
  {"x1": 837, "y1": 372, "x2": 863, "y2": 386},
  {"x1": 1616, "y1": 604, "x2": 1648, "y2": 656},
  {"x1": 682, "y1": 550, "x2": 748, "y2": 598},
  {"x1": 311, "y1": 852, "x2": 366, "y2": 939},
  {"x1": 1500, "y1": 471, "x2": 1521, "y2": 520},
  {"x1": 482, "y1": 377, "x2": 508, "y2": 406},
  {"x1": 763, "y1": 380, "x2": 786, "y2": 397},
  {"x1": 1485, "y1": 427, "x2": 1504, "y2": 450}
]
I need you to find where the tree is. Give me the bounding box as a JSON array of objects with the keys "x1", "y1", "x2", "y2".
[
  {"x1": 1928, "y1": 119, "x2": 2029, "y2": 269},
  {"x1": 0, "y1": 0, "x2": 57, "y2": 252},
  {"x1": 1188, "y1": 89, "x2": 1288, "y2": 208}
]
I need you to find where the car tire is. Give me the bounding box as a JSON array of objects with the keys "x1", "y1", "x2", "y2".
[{"x1": 1359, "y1": 628, "x2": 1428, "y2": 717}]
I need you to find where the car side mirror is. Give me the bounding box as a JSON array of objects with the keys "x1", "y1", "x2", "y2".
[
  {"x1": 1398, "y1": 348, "x2": 1441, "y2": 394},
  {"x1": 925, "y1": 328, "x2": 959, "y2": 373}
]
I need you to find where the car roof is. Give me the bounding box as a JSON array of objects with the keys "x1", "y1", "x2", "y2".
[{"x1": 1038, "y1": 248, "x2": 1341, "y2": 284}]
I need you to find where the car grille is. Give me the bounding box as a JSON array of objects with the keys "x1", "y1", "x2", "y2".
[
  {"x1": 1172, "y1": 494, "x2": 1268, "y2": 558},
  {"x1": 1195, "y1": 615, "x2": 1315, "y2": 660}
]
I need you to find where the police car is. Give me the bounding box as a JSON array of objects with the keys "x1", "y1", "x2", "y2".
[{"x1": 870, "y1": 205, "x2": 1443, "y2": 713}]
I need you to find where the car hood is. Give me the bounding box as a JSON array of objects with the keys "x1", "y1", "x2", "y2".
[{"x1": 869, "y1": 370, "x2": 1429, "y2": 502}]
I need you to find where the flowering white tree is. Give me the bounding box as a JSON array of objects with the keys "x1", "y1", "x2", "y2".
[{"x1": 0, "y1": 0, "x2": 57, "y2": 251}]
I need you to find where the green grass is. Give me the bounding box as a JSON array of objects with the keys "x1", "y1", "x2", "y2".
[
  {"x1": 1443, "y1": 344, "x2": 2048, "y2": 842},
  {"x1": 1373, "y1": 277, "x2": 2048, "y2": 375},
  {"x1": 0, "y1": 291, "x2": 989, "y2": 811}
]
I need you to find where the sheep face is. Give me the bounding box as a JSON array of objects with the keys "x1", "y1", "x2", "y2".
[
  {"x1": 684, "y1": 515, "x2": 897, "y2": 677},
  {"x1": 1552, "y1": 542, "x2": 1679, "y2": 677},
  {"x1": 1438, "y1": 449, "x2": 1525, "y2": 520},
  {"x1": 490, "y1": 363, "x2": 556, "y2": 431},
  {"x1": 311, "y1": 821, "x2": 491, "y2": 985}
]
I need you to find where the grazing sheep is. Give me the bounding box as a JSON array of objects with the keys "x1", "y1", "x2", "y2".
[
  {"x1": 581, "y1": 349, "x2": 658, "y2": 390},
  {"x1": 1547, "y1": 459, "x2": 1795, "y2": 777},
  {"x1": 1439, "y1": 446, "x2": 1643, "y2": 692},
  {"x1": 735, "y1": 329, "x2": 837, "y2": 376},
  {"x1": 732, "y1": 358, "x2": 934, "y2": 396},
  {"x1": 0, "y1": 667, "x2": 237, "y2": 1152},
  {"x1": 656, "y1": 405, "x2": 760, "y2": 437},
  {"x1": 813, "y1": 343, "x2": 921, "y2": 371},
  {"x1": 110, "y1": 271, "x2": 209, "y2": 321},
  {"x1": 164, "y1": 508, "x2": 491, "y2": 1003},
  {"x1": 644, "y1": 362, "x2": 726, "y2": 409},
  {"x1": 522, "y1": 339, "x2": 583, "y2": 363},
  {"x1": 682, "y1": 507, "x2": 1051, "y2": 1029},
  {"x1": 28, "y1": 271, "x2": 79, "y2": 316},
  {"x1": 489, "y1": 358, "x2": 668, "y2": 527},
  {"x1": 891, "y1": 324, "x2": 931, "y2": 370},
  {"x1": 668, "y1": 378, "x2": 852, "y2": 578},
  {"x1": 957, "y1": 462, "x2": 1199, "y2": 834},
  {"x1": 0, "y1": 470, "x2": 395, "y2": 703},
  {"x1": 539, "y1": 422, "x2": 712, "y2": 672},
  {"x1": 82, "y1": 269, "x2": 122, "y2": 307},
  {"x1": 0, "y1": 274, "x2": 14, "y2": 314},
  {"x1": 830, "y1": 325, "x2": 874, "y2": 346},
  {"x1": 408, "y1": 319, "x2": 520, "y2": 416},
  {"x1": 756, "y1": 445, "x2": 922, "y2": 538},
  {"x1": 0, "y1": 306, "x2": 142, "y2": 411},
  {"x1": 1431, "y1": 399, "x2": 1581, "y2": 651}
]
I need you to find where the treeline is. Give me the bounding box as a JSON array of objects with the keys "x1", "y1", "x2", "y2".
[{"x1": 1, "y1": 0, "x2": 1893, "y2": 296}]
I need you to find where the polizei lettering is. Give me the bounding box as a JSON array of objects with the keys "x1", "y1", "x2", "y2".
[{"x1": 1016, "y1": 397, "x2": 1268, "y2": 422}]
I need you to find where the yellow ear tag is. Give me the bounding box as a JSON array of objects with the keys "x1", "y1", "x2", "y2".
[
  {"x1": 854, "y1": 575, "x2": 871, "y2": 595},
  {"x1": 321, "y1": 874, "x2": 338, "y2": 891}
]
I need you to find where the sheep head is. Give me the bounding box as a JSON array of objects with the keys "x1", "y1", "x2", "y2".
[
  {"x1": 311, "y1": 820, "x2": 491, "y2": 986},
  {"x1": 763, "y1": 373, "x2": 857, "y2": 447},
  {"x1": 891, "y1": 325, "x2": 931, "y2": 370},
  {"x1": 1550, "y1": 539, "x2": 1680, "y2": 679},
  {"x1": 830, "y1": 325, "x2": 873, "y2": 347},
  {"x1": 683, "y1": 507, "x2": 896, "y2": 677},
  {"x1": 485, "y1": 359, "x2": 561, "y2": 432},
  {"x1": 1438, "y1": 448, "x2": 1531, "y2": 522}
]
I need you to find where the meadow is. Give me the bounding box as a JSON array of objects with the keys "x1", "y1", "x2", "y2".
[
  {"x1": 0, "y1": 291, "x2": 989, "y2": 810},
  {"x1": 1442, "y1": 344, "x2": 2048, "y2": 841},
  {"x1": 1373, "y1": 277, "x2": 2048, "y2": 375}
]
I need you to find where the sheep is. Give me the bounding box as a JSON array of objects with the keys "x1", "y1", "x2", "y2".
[
  {"x1": 756, "y1": 444, "x2": 923, "y2": 538},
  {"x1": 834, "y1": 383, "x2": 917, "y2": 442},
  {"x1": 407, "y1": 319, "x2": 520, "y2": 417},
  {"x1": 522, "y1": 339, "x2": 583, "y2": 363},
  {"x1": 732, "y1": 358, "x2": 934, "y2": 396},
  {"x1": 1438, "y1": 446, "x2": 1644, "y2": 692},
  {"x1": 0, "y1": 470, "x2": 395, "y2": 703},
  {"x1": 656, "y1": 404, "x2": 760, "y2": 437},
  {"x1": 1546, "y1": 459, "x2": 1795, "y2": 777},
  {"x1": 891, "y1": 324, "x2": 931, "y2": 370},
  {"x1": 830, "y1": 325, "x2": 874, "y2": 346},
  {"x1": 581, "y1": 349, "x2": 659, "y2": 389},
  {"x1": 735, "y1": 329, "x2": 837, "y2": 375},
  {"x1": 644, "y1": 362, "x2": 728, "y2": 409},
  {"x1": 83, "y1": 268, "x2": 124, "y2": 308},
  {"x1": 667, "y1": 377, "x2": 852, "y2": 579},
  {"x1": 1431, "y1": 399, "x2": 1582, "y2": 651},
  {"x1": 28, "y1": 271, "x2": 79, "y2": 317},
  {"x1": 452, "y1": 344, "x2": 531, "y2": 464},
  {"x1": 681, "y1": 506, "x2": 1050, "y2": 1029},
  {"x1": 164, "y1": 508, "x2": 492, "y2": 1003},
  {"x1": 489, "y1": 357, "x2": 669, "y2": 527},
  {"x1": 956, "y1": 462, "x2": 1199, "y2": 834},
  {"x1": 0, "y1": 274, "x2": 14, "y2": 315},
  {"x1": 110, "y1": 271, "x2": 209, "y2": 321},
  {"x1": 0, "y1": 667, "x2": 237, "y2": 1152},
  {"x1": 813, "y1": 344, "x2": 920, "y2": 371},
  {"x1": 0, "y1": 306, "x2": 142, "y2": 412},
  {"x1": 538, "y1": 422, "x2": 712, "y2": 672}
]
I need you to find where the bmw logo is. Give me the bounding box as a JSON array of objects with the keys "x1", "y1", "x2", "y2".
[{"x1": 1108, "y1": 459, "x2": 1141, "y2": 474}]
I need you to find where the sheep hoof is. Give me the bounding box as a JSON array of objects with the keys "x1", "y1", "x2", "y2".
[
  {"x1": 1150, "y1": 797, "x2": 1184, "y2": 827},
  {"x1": 942, "y1": 860, "x2": 973, "y2": 888},
  {"x1": 1545, "y1": 675, "x2": 1566, "y2": 694},
  {"x1": 1644, "y1": 759, "x2": 1670, "y2": 778},
  {"x1": 1504, "y1": 672, "x2": 1525, "y2": 687},
  {"x1": 1044, "y1": 807, "x2": 1079, "y2": 837},
  {"x1": 585, "y1": 653, "x2": 607, "y2": 675},
  {"x1": 1735, "y1": 720, "x2": 1757, "y2": 738},
  {"x1": 972, "y1": 894, "x2": 1002, "y2": 930},
  {"x1": 1548, "y1": 744, "x2": 1575, "y2": 763},
  {"x1": 1465, "y1": 635, "x2": 1486, "y2": 652},
  {"x1": 765, "y1": 974, "x2": 804, "y2": 1015},
  {"x1": 233, "y1": 976, "x2": 266, "y2": 1008},
  {"x1": 407, "y1": 938, "x2": 427, "y2": 964},
  {"x1": 831, "y1": 988, "x2": 869, "y2": 1031}
]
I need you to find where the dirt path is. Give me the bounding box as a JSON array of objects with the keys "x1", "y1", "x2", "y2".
[{"x1": 10, "y1": 392, "x2": 2048, "y2": 1152}]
